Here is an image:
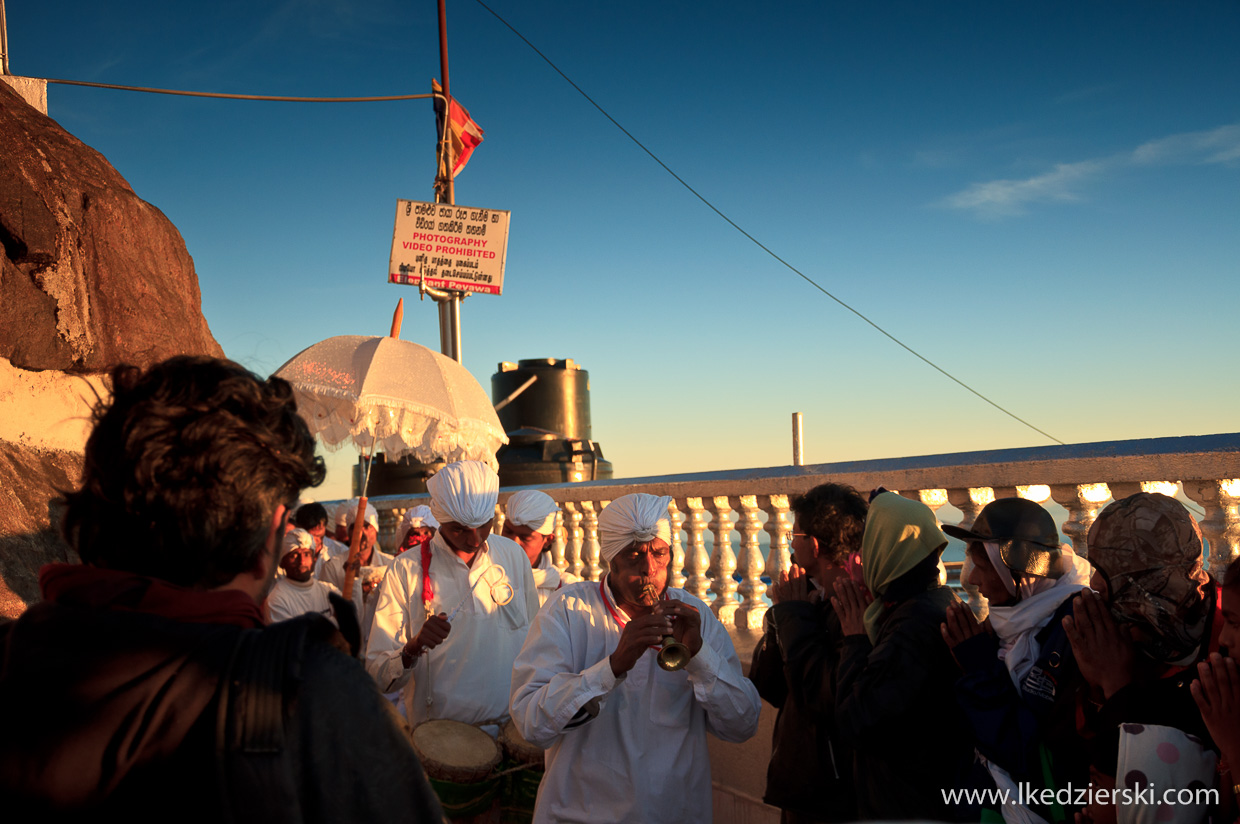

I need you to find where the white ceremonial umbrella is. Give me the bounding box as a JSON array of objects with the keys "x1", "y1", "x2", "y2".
[
  {"x1": 274, "y1": 339, "x2": 506, "y2": 469},
  {"x1": 273, "y1": 301, "x2": 507, "y2": 595}
]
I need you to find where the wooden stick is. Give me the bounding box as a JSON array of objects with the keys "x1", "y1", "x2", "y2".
[
  {"x1": 390, "y1": 298, "x2": 404, "y2": 339},
  {"x1": 342, "y1": 495, "x2": 369, "y2": 599}
]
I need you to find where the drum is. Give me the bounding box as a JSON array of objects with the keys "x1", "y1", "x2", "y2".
[
  {"x1": 411, "y1": 720, "x2": 502, "y2": 820},
  {"x1": 499, "y1": 720, "x2": 543, "y2": 768},
  {"x1": 499, "y1": 720, "x2": 545, "y2": 824}
]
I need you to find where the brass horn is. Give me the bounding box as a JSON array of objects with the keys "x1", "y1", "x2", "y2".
[{"x1": 657, "y1": 635, "x2": 691, "y2": 672}]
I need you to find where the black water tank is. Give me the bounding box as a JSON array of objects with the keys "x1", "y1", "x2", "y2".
[
  {"x1": 493, "y1": 358, "x2": 592, "y2": 441},
  {"x1": 491, "y1": 359, "x2": 612, "y2": 487}
]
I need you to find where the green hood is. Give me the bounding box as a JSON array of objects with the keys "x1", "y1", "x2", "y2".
[{"x1": 861, "y1": 492, "x2": 949, "y2": 642}]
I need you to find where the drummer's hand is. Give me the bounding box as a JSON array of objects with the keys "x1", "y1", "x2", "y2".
[
  {"x1": 655, "y1": 599, "x2": 703, "y2": 658},
  {"x1": 610, "y1": 612, "x2": 672, "y2": 677},
  {"x1": 410, "y1": 613, "x2": 451, "y2": 653}
]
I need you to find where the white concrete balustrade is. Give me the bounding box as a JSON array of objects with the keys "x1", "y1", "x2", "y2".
[{"x1": 341, "y1": 432, "x2": 1240, "y2": 639}]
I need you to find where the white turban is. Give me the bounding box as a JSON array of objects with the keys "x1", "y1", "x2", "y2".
[
  {"x1": 505, "y1": 490, "x2": 559, "y2": 535},
  {"x1": 400, "y1": 504, "x2": 439, "y2": 533},
  {"x1": 342, "y1": 498, "x2": 379, "y2": 529},
  {"x1": 427, "y1": 461, "x2": 499, "y2": 529},
  {"x1": 597, "y1": 493, "x2": 673, "y2": 562},
  {"x1": 282, "y1": 527, "x2": 315, "y2": 555}
]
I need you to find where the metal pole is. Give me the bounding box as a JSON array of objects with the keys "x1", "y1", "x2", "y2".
[
  {"x1": 791, "y1": 412, "x2": 804, "y2": 466},
  {"x1": 1, "y1": 0, "x2": 11, "y2": 75},
  {"x1": 433, "y1": 0, "x2": 464, "y2": 362}
]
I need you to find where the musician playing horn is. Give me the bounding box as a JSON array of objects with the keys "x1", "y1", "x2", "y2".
[{"x1": 510, "y1": 493, "x2": 760, "y2": 823}]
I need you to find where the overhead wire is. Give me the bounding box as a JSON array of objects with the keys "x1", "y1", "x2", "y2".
[
  {"x1": 469, "y1": 0, "x2": 1065, "y2": 447},
  {"x1": 42, "y1": 77, "x2": 431, "y2": 102}
]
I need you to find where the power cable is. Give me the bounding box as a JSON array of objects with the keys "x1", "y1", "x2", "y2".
[
  {"x1": 470, "y1": 0, "x2": 1065, "y2": 447},
  {"x1": 43, "y1": 77, "x2": 431, "y2": 102}
]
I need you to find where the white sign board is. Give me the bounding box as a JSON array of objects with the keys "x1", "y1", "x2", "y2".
[{"x1": 389, "y1": 199, "x2": 510, "y2": 296}]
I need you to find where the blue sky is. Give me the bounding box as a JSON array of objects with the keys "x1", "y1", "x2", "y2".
[{"x1": 9, "y1": 1, "x2": 1239, "y2": 499}]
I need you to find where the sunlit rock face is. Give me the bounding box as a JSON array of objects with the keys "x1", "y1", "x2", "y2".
[
  {"x1": 0, "y1": 82, "x2": 222, "y2": 371},
  {"x1": 0, "y1": 83, "x2": 223, "y2": 617}
]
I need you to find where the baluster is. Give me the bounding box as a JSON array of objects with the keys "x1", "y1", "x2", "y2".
[
  {"x1": 667, "y1": 499, "x2": 687, "y2": 590},
  {"x1": 1017, "y1": 485, "x2": 1053, "y2": 505},
  {"x1": 550, "y1": 510, "x2": 568, "y2": 573},
  {"x1": 947, "y1": 487, "x2": 995, "y2": 620},
  {"x1": 1185, "y1": 479, "x2": 1240, "y2": 575},
  {"x1": 679, "y1": 497, "x2": 712, "y2": 602},
  {"x1": 564, "y1": 503, "x2": 585, "y2": 579},
  {"x1": 733, "y1": 495, "x2": 768, "y2": 630},
  {"x1": 582, "y1": 501, "x2": 603, "y2": 582},
  {"x1": 1049, "y1": 483, "x2": 1111, "y2": 559},
  {"x1": 762, "y1": 494, "x2": 793, "y2": 583},
  {"x1": 706, "y1": 496, "x2": 739, "y2": 624}
]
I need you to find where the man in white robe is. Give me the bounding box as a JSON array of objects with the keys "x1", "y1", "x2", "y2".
[
  {"x1": 365, "y1": 461, "x2": 539, "y2": 730},
  {"x1": 502, "y1": 489, "x2": 580, "y2": 606},
  {"x1": 397, "y1": 504, "x2": 439, "y2": 555},
  {"x1": 319, "y1": 499, "x2": 396, "y2": 590},
  {"x1": 509, "y1": 493, "x2": 761, "y2": 823},
  {"x1": 268, "y1": 528, "x2": 363, "y2": 626}
]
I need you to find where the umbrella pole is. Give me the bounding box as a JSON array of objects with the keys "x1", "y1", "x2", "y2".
[
  {"x1": 342, "y1": 438, "x2": 380, "y2": 598},
  {"x1": 343, "y1": 492, "x2": 367, "y2": 600}
]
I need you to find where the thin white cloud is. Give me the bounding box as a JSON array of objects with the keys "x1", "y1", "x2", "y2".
[
  {"x1": 1130, "y1": 124, "x2": 1240, "y2": 166},
  {"x1": 941, "y1": 122, "x2": 1240, "y2": 219},
  {"x1": 940, "y1": 160, "x2": 1105, "y2": 218}
]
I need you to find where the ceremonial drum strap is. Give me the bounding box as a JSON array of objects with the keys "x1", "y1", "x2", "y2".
[{"x1": 421, "y1": 543, "x2": 434, "y2": 608}]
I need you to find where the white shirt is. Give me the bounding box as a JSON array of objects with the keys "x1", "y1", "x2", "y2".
[
  {"x1": 365, "y1": 533, "x2": 539, "y2": 727},
  {"x1": 509, "y1": 578, "x2": 761, "y2": 824},
  {"x1": 319, "y1": 545, "x2": 395, "y2": 591},
  {"x1": 532, "y1": 553, "x2": 580, "y2": 607},
  {"x1": 312, "y1": 535, "x2": 350, "y2": 578},
  {"x1": 268, "y1": 576, "x2": 338, "y2": 624}
]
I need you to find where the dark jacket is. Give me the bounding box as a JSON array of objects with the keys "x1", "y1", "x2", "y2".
[
  {"x1": 835, "y1": 586, "x2": 972, "y2": 821},
  {"x1": 953, "y1": 597, "x2": 1089, "y2": 822},
  {"x1": 750, "y1": 597, "x2": 855, "y2": 822},
  {"x1": 0, "y1": 596, "x2": 443, "y2": 823}
]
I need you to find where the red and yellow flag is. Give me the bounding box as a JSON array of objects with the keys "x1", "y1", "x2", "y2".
[{"x1": 433, "y1": 78, "x2": 484, "y2": 179}]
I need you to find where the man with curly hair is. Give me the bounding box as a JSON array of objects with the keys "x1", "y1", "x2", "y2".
[
  {"x1": 0, "y1": 356, "x2": 441, "y2": 823},
  {"x1": 748, "y1": 482, "x2": 869, "y2": 823}
]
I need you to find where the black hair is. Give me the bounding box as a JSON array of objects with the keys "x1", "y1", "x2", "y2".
[
  {"x1": 790, "y1": 483, "x2": 868, "y2": 565},
  {"x1": 62, "y1": 356, "x2": 326, "y2": 588}
]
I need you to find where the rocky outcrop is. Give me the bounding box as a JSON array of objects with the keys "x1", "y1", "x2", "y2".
[
  {"x1": 0, "y1": 83, "x2": 224, "y2": 618},
  {"x1": 0, "y1": 443, "x2": 80, "y2": 618},
  {"x1": 0, "y1": 81, "x2": 222, "y2": 372}
]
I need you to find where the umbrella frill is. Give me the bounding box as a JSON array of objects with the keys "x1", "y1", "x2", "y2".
[{"x1": 274, "y1": 335, "x2": 508, "y2": 470}]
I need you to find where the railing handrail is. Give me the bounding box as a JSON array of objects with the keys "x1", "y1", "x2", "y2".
[{"x1": 345, "y1": 432, "x2": 1240, "y2": 508}]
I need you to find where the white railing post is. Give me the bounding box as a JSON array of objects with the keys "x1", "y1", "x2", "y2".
[
  {"x1": 762, "y1": 494, "x2": 793, "y2": 584},
  {"x1": 551, "y1": 510, "x2": 568, "y2": 574},
  {"x1": 564, "y1": 503, "x2": 585, "y2": 579},
  {"x1": 582, "y1": 501, "x2": 604, "y2": 582},
  {"x1": 734, "y1": 494, "x2": 768, "y2": 631},
  {"x1": 1185, "y1": 479, "x2": 1240, "y2": 575},
  {"x1": 1049, "y1": 483, "x2": 1112, "y2": 559},
  {"x1": 679, "y1": 497, "x2": 712, "y2": 603},
  {"x1": 706, "y1": 496, "x2": 739, "y2": 624},
  {"x1": 667, "y1": 498, "x2": 687, "y2": 590}
]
